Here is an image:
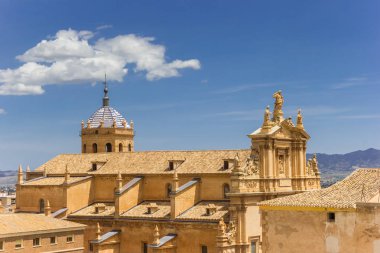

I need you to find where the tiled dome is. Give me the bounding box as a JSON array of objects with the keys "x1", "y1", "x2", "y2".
[
  {"x1": 87, "y1": 106, "x2": 128, "y2": 128},
  {"x1": 87, "y1": 76, "x2": 130, "y2": 128}
]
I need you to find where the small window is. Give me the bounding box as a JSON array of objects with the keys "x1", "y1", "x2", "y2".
[
  {"x1": 90, "y1": 243, "x2": 94, "y2": 251},
  {"x1": 223, "y1": 161, "x2": 229, "y2": 170},
  {"x1": 223, "y1": 184, "x2": 230, "y2": 199},
  {"x1": 15, "y1": 239, "x2": 23, "y2": 249},
  {"x1": 50, "y1": 236, "x2": 57, "y2": 244},
  {"x1": 92, "y1": 143, "x2": 98, "y2": 153},
  {"x1": 119, "y1": 143, "x2": 123, "y2": 152},
  {"x1": 83, "y1": 144, "x2": 86, "y2": 153},
  {"x1": 92, "y1": 163, "x2": 97, "y2": 171},
  {"x1": 169, "y1": 161, "x2": 174, "y2": 171},
  {"x1": 251, "y1": 240, "x2": 256, "y2": 253},
  {"x1": 106, "y1": 143, "x2": 112, "y2": 152},
  {"x1": 166, "y1": 183, "x2": 172, "y2": 198},
  {"x1": 33, "y1": 238, "x2": 41, "y2": 247},
  {"x1": 66, "y1": 235, "x2": 74, "y2": 243},
  {"x1": 128, "y1": 143, "x2": 132, "y2": 152},
  {"x1": 201, "y1": 245, "x2": 208, "y2": 253},
  {"x1": 39, "y1": 199, "x2": 45, "y2": 213},
  {"x1": 0, "y1": 241, "x2": 3, "y2": 251},
  {"x1": 327, "y1": 212, "x2": 335, "y2": 222},
  {"x1": 142, "y1": 242, "x2": 148, "y2": 253}
]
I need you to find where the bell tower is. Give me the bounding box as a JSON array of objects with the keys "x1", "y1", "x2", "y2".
[{"x1": 80, "y1": 75, "x2": 135, "y2": 153}]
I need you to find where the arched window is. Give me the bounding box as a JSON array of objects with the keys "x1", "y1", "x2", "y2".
[
  {"x1": 92, "y1": 143, "x2": 98, "y2": 153},
  {"x1": 83, "y1": 144, "x2": 86, "y2": 153},
  {"x1": 223, "y1": 184, "x2": 230, "y2": 199},
  {"x1": 119, "y1": 143, "x2": 123, "y2": 152},
  {"x1": 39, "y1": 199, "x2": 45, "y2": 213},
  {"x1": 166, "y1": 183, "x2": 172, "y2": 198},
  {"x1": 106, "y1": 143, "x2": 112, "y2": 152},
  {"x1": 128, "y1": 143, "x2": 132, "y2": 152}
]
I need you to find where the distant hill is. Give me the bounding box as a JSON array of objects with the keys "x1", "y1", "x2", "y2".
[
  {"x1": 0, "y1": 171, "x2": 17, "y2": 185},
  {"x1": 307, "y1": 148, "x2": 380, "y2": 187}
]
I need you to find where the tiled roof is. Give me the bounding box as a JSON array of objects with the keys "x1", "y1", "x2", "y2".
[
  {"x1": 0, "y1": 213, "x2": 85, "y2": 237},
  {"x1": 70, "y1": 203, "x2": 115, "y2": 217},
  {"x1": 69, "y1": 200, "x2": 229, "y2": 222},
  {"x1": 176, "y1": 201, "x2": 229, "y2": 221},
  {"x1": 88, "y1": 106, "x2": 128, "y2": 128},
  {"x1": 259, "y1": 168, "x2": 380, "y2": 209},
  {"x1": 34, "y1": 149, "x2": 250, "y2": 175},
  {"x1": 122, "y1": 201, "x2": 171, "y2": 219},
  {"x1": 22, "y1": 176, "x2": 90, "y2": 186}
]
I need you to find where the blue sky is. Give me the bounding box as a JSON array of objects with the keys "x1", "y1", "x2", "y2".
[{"x1": 0, "y1": 0, "x2": 379, "y2": 170}]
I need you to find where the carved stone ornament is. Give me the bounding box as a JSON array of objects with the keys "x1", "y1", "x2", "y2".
[
  {"x1": 226, "y1": 221, "x2": 236, "y2": 244},
  {"x1": 278, "y1": 155, "x2": 285, "y2": 174},
  {"x1": 244, "y1": 180, "x2": 257, "y2": 188},
  {"x1": 245, "y1": 148, "x2": 260, "y2": 175}
]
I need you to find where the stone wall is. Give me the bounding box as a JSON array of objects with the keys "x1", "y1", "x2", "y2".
[{"x1": 261, "y1": 205, "x2": 380, "y2": 253}]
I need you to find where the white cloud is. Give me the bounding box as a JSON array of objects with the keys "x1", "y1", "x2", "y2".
[
  {"x1": 0, "y1": 108, "x2": 5, "y2": 115},
  {"x1": 331, "y1": 77, "x2": 368, "y2": 89},
  {"x1": 0, "y1": 29, "x2": 201, "y2": 95},
  {"x1": 96, "y1": 24, "x2": 113, "y2": 30}
]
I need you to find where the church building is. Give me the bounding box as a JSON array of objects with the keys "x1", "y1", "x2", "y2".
[{"x1": 16, "y1": 81, "x2": 321, "y2": 253}]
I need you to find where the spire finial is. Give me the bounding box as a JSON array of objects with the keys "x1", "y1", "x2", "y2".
[
  {"x1": 96, "y1": 222, "x2": 102, "y2": 240},
  {"x1": 102, "y1": 73, "x2": 109, "y2": 107},
  {"x1": 153, "y1": 225, "x2": 160, "y2": 245}
]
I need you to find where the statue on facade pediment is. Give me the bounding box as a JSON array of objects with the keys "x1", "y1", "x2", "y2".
[
  {"x1": 306, "y1": 154, "x2": 319, "y2": 176},
  {"x1": 278, "y1": 156, "x2": 285, "y2": 174},
  {"x1": 272, "y1": 90, "x2": 284, "y2": 122}
]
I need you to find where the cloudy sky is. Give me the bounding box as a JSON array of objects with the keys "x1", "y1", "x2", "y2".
[{"x1": 1, "y1": 0, "x2": 380, "y2": 170}]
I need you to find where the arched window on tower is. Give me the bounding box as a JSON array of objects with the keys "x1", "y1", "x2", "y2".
[
  {"x1": 83, "y1": 144, "x2": 86, "y2": 153},
  {"x1": 128, "y1": 143, "x2": 132, "y2": 152},
  {"x1": 223, "y1": 184, "x2": 230, "y2": 199},
  {"x1": 119, "y1": 143, "x2": 123, "y2": 152},
  {"x1": 92, "y1": 143, "x2": 98, "y2": 153},
  {"x1": 166, "y1": 183, "x2": 172, "y2": 198},
  {"x1": 39, "y1": 199, "x2": 45, "y2": 213},
  {"x1": 106, "y1": 143, "x2": 112, "y2": 152}
]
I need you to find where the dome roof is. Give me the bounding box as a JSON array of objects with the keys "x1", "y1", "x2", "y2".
[
  {"x1": 87, "y1": 106, "x2": 128, "y2": 128},
  {"x1": 86, "y1": 75, "x2": 131, "y2": 129}
]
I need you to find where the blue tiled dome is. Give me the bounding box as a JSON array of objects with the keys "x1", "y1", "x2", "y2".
[{"x1": 87, "y1": 106, "x2": 128, "y2": 128}]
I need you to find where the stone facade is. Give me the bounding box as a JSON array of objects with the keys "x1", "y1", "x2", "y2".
[
  {"x1": 16, "y1": 88, "x2": 320, "y2": 253},
  {"x1": 259, "y1": 168, "x2": 380, "y2": 253},
  {"x1": 0, "y1": 213, "x2": 85, "y2": 253}
]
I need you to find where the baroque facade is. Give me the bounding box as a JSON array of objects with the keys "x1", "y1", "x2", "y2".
[{"x1": 16, "y1": 84, "x2": 320, "y2": 253}]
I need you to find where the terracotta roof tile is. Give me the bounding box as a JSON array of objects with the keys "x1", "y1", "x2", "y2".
[
  {"x1": 23, "y1": 176, "x2": 89, "y2": 186},
  {"x1": 122, "y1": 201, "x2": 171, "y2": 219},
  {"x1": 259, "y1": 168, "x2": 380, "y2": 209},
  {"x1": 34, "y1": 150, "x2": 250, "y2": 175},
  {"x1": 0, "y1": 213, "x2": 85, "y2": 237},
  {"x1": 176, "y1": 201, "x2": 229, "y2": 221}
]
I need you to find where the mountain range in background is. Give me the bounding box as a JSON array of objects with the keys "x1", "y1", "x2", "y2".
[
  {"x1": 307, "y1": 148, "x2": 380, "y2": 187},
  {"x1": 1, "y1": 148, "x2": 380, "y2": 187}
]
